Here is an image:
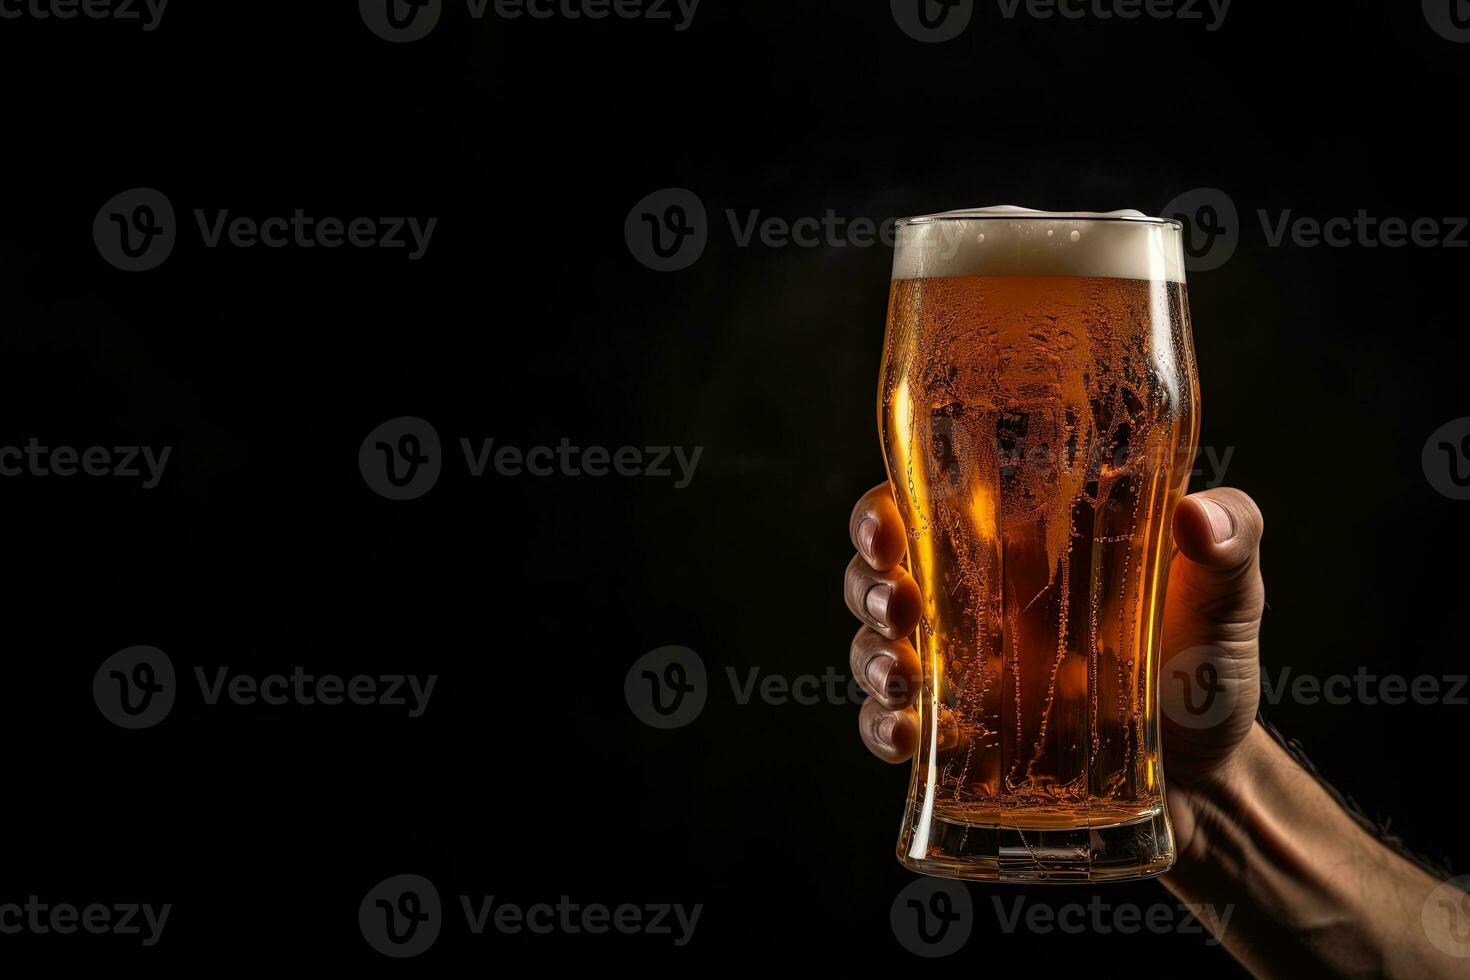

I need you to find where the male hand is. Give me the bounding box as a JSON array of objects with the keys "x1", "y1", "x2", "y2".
[{"x1": 843, "y1": 483, "x2": 1265, "y2": 863}]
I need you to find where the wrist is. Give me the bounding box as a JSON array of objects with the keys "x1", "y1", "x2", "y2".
[
  {"x1": 1163, "y1": 722, "x2": 1452, "y2": 978},
  {"x1": 1166, "y1": 720, "x2": 1350, "y2": 922},
  {"x1": 1167, "y1": 721, "x2": 1275, "y2": 875}
]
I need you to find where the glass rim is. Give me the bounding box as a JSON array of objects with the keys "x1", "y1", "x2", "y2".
[{"x1": 896, "y1": 212, "x2": 1183, "y2": 229}]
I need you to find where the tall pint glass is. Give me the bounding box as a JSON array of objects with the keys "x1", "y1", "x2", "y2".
[{"x1": 879, "y1": 207, "x2": 1199, "y2": 882}]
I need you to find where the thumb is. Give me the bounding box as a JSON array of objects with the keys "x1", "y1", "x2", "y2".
[
  {"x1": 1168, "y1": 487, "x2": 1266, "y2": 644},
  {"x1": 1159, "y1": 487, "x2": 1265, "y2": 777}
]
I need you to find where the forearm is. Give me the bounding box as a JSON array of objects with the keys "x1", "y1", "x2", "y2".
[{"x1": 1163, "y1": 723, "x2": 1465, "y2": 979}]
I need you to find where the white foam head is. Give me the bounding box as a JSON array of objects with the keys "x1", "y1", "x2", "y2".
[{"x1": 891, "y1": 205, "x2": 1185, "y2": 283}]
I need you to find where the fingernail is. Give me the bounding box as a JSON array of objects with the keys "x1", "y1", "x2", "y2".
[
  {"x1": 865, "y1": 583, "x2": 892, "y2": 626},
  {"x1": 865, "y1": 655, "x2": 894, "y2": 701},
  {"x1": 1200, "y1": 499, "x2": 1234, "y2": 543},
  {"x1": 858, "y1": 518, "x2": 878, "y2": 560},
  {"x1": 873, "y1": 712, "x2": 897, "y2": 745},
  {"x1": 885, "y1": 671, "x2": 910, "y2": 702}
]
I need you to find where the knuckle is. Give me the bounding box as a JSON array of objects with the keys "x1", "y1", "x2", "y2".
[
  {"x1": 848, "y1": 497, "x2": 869, "y2": 543},
  {"x1": 848, "y1": 626, "x2": 875, "y2": 674},
  {"x1": 844, "y1": 555, "x2": 873, "y2": 609},
  {"x1": 850, "y1": 484, "x2": 886, "y2": 530},
  {"x1": 1175, "y1": 564, "x2": 1266, "y2": 628}
]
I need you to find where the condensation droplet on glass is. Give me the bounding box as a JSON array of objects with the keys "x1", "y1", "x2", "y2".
[{"x1": 1069, "y1": 230, "x2": 1081, "y2": 242}]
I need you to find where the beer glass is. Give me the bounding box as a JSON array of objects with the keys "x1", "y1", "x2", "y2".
[{"x1": 879, "y1": 207, "x2": 1198, "y2": 882}]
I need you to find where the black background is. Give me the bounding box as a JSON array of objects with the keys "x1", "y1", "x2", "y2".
[{"x1": 2, "y1": 1, "x2": 1467, "y2": 974}]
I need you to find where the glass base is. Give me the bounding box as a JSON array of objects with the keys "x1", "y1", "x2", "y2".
[{"x1": 897, "y1": 807, "x2": 1175, "y2": 883}]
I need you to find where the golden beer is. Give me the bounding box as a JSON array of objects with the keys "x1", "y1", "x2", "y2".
[{"x1": 880, "y1": 208, "x2": 1198, "y2": 881}]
